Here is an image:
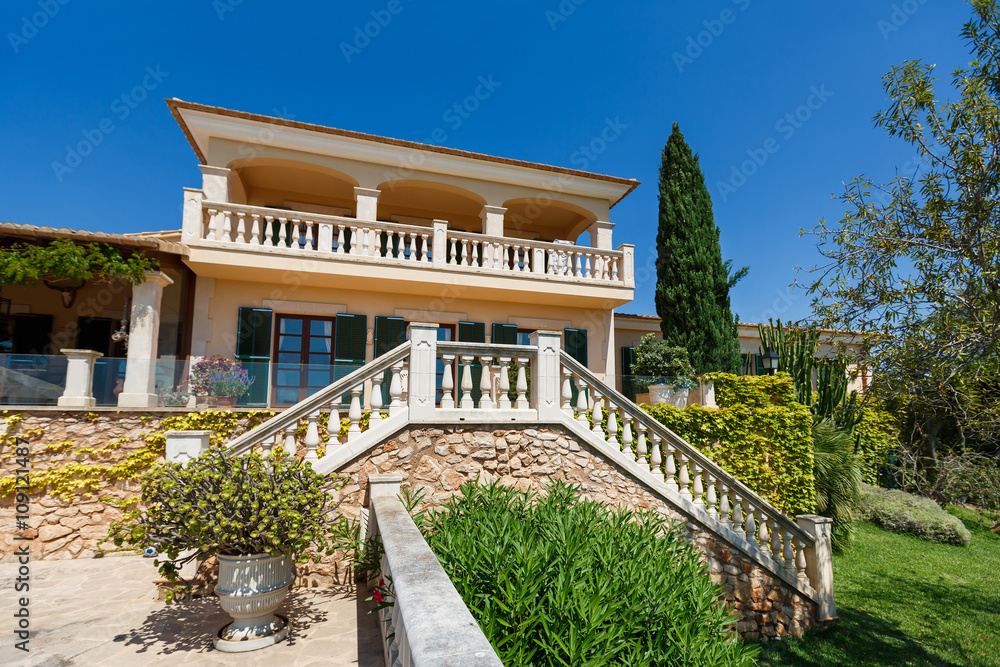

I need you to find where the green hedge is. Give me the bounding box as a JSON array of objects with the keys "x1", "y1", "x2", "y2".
[
  {"x1": 854, "y1": 407, "x2": 900, "y2": 485},
  {"x1": 643, "y1": 373, "x2": 815, "y2": 517},
  {"x1": 857, "y1": 483, "x2": 971, "y2": 546}
]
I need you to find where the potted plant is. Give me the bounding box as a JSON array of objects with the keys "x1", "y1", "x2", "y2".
[
  {"x1": 190, "y1": 356, "x2": 251, "y2": 407},
  {"x1": 207, "y1": 366, "x2": 254, "y2": 408},
  {"x1": 630, "y1": 333, "x2": 696, "y2": 406},
  {"x1": 107, "y1": 448, "x2": 343, "y2": 652},
  {"x1": 157, "y1": 386, "x2": 191, "y2": 408}
]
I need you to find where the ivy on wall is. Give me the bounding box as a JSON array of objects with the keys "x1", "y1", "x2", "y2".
[
  {"x1": 643, "y1": 373, "x2": 816, "y2": 516},
  {"x1": 854, "y1": 407, "x2": 901, "y2": 485}
]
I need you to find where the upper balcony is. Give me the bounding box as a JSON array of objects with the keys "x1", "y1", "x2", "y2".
[{"x1": 170, "y1": 100, "x2": 639, "y2": 308}]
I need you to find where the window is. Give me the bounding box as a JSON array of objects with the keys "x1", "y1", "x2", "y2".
[{"x1": 271, "y1": 313, "x2": 366, "y2": 406}]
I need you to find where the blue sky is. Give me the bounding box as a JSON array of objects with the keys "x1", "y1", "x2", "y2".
[{"x1": 0, "y1": 0, "x2": 973, "y2": 323}]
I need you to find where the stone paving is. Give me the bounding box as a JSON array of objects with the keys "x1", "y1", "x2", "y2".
[{"x1": 0, "y1": 555, "x2": 384, "y2": 666}]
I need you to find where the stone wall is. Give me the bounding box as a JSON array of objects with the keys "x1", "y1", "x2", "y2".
[
  {"x1": 0, "y1": 411, "x2": 170, "y2": 562},
  {"x1": 330, "y1": 424, "x2": 818, "y2": 640}
]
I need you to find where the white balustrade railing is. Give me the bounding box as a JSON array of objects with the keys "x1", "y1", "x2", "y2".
[
  {"x1": 558, "y1": 351, "x2": 817, "y2": 593},
  {"x1": 225, "y1": 342, "x2": 411, "y2": 459},
  {"x1": 194, "y1": 200, "x2": 628, "y2": 286},
  {"x1": 436, "y1": 341, "x2": 536, "y2": 412}
]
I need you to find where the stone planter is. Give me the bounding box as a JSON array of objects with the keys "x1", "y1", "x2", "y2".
[
  {"x1": 216, "y1": 396, "x2": 237, "y2": 408},
  {"x1": 634, "y1": 392, "x2": 651, "y2": 405},
  {"x1": 214, "y1": 552, "x2": 294, "y2": 652},
  {"x1": 648, "y1": 385, "x2": 690, "y2": 408}
]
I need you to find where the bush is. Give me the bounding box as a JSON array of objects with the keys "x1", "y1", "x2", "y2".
[
  {"x1": 421, "y1": 481, "x2": 758, "y2": 667},
  {"x1": 891, "y1": 447, "x2": 1000, "y2": 511},
  {"x1": 853, "y1": 407, "x2": 900, "y2": 485},
  {"x1": 632, "y1": 333, "x2": 696, "y2": 380},
  {"x1": 857, "y1": 483, "x2": 971, "y2": 546}
]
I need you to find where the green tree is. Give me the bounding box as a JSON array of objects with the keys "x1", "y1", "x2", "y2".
[
  {"x1": 803, "y1": 1, "x2": 1000, "y2": 478},
  {"x1": 655, "y1": 123, "x2": 747, "y2": 374},
  {"x1": 0, "y1": 238, "x2": 157, "y2": 287}
]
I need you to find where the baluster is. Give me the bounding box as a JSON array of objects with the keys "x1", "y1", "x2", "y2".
[
  {"x1": 250, "y1": 213, "x2": 261, "y2": 245},
  {"x1": 598, "y1": 255, "x2": 608, "y2": 280},
  {"x1": 260, "y1": 434, "x2": 274, "y2": 458},
  {"x1": 732, "y1": 493, "x2": 746, "y2": 539},
  {"x1": 349, "y1": 226, "x2": 359, "y2": 255},
  {"x1": 795, "y1": 535, "x2": 810, "y2": 587},
  {"x1": 770, "y1": 518, "x2": 783, "y2": 562},
  {"x1": 515, "y1": 356, "x2": 529, "y2": 409},
  {"x1": 650, "y1": 430, "x2": 663, "y2": 480},
  {"x1": 347, "y1": 386, "x2": 363, "y2": 440},
  {"x1": 757, "y1": 509, "x2": 770, "y2": 555},
  {"x1": 291, "y1": 218, "x2": 301, "y2": 247},
  {"x1": 408, "y1": 232, "x2": 418, "y2": 261},
  {"x1": 264, "y1": 216, "x2": 275, "y2": 245},
  {"x1": 448, "y1": 238, "x2": 458, "y2": 265},
  {"x1": 574, "y1": 251, "x2": 583, "y2": 277},
  {"x1": 479, "y1": 356, "x2": 493, "y2": 410},
  {"x1": 359, "y1": 227, "x2": 370, "y2": 256},
  {"x1": 611, "y1": 257, "x2": 619, "y2": 281},
  {"x1": 277, "y1": 217, "x2": 288, "y2": 247},
  {"x1": 782, "y1": 529, "x2": 797, "y2": 578},
  {"x1": 206, "y1": 208, "x2": 218, "y2": 239},
  {"x1": 234, "y1": 211, "x2": 246, "y2": 243},
  {"x1": 459, "y1": 355, "x2": 474, "y2": 408},
  {"x1": 676, "y1": 450, "x2": 691, "y2": 499},
  {"x1": 420, "y1": 232, "x2": 430, "y2": 262},
  {"x1": 304, "y1": 410, "x2": 320, "y2": 462},
  {"x1": 481, "y1": 241, "x2": 493, "y2": 269},
  {"x1": 636, "y1": 422, "x2": 648, "y2": 469},
  {"x1": 283, "y1": 424, "x2": 297, "y2": 459},
  {"x1": 717, "y1": 480, "x2": 731, "y2": 527},
  {"x1": 605, "y1": 400, "x2": 618, "y2": 446},
  {"x1": 561, "y1": 366, "x2": 574, "y2": 414},
  {"x1": 327, "y1": 403, "x2": 341, "y2": 443},
  {"x1": 304, "y1": 219, "x2": 314, "y2": 249},
  {"x1": 591, "y1": 387, "x2": 604, "y2": 436},
  {"x1": 743, "y1": 500, "x2": 758, "y2": 548},
  {"x1": 463, "y1": 239, "x2": 473, "y2": 267},
  {"x1": 389, "y1": 361, "x2": 404, "y2": 414},
  {"x1": 336, "y1": 225, "x2": 345, "y2": 254},
  {"x1": 221, "y1": 210, "x2": 232, "y2": 241},
  {"x1": 664, "y1": 445, "x2": 678, "y2": 492},
  {"x1": 440, "y1": 354, "x2": 455, "y2": 409},
  {"x1": 691, "y1": 463, "x2": 705, "y2": 506},
  {"x1": 705, "y1": 471, "x2": 717, "y2": 518},
  {"x1": 497, "y1": 356, "x2": 511, "y2": 410},
  {"x1": 622, "y1": 413, "x2": 634, "y2": 461},
  {"x1": 575, "y1": 375, "x2": 589, "y2": 425},
  {"x1": 371, "y1": 375, "x2": 385, "y2": 420},
  {"x1": 502, "y1": 243, "x2": 511, "y2": 271},
  {"x1": 584, "y1": 253, "x2": 594, "y2": 279}
]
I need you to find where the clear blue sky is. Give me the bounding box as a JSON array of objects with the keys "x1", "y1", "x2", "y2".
[{"x1": 0, "y1": 0, "x2": 973, "y2": 323}]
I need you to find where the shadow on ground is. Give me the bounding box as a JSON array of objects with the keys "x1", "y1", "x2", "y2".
[
  {"x1": 117, "y1": 586, "x2": 351, "y2": 655},
  {"x1": 756, "y1": 607, "x2": 960, "y2": 667}
]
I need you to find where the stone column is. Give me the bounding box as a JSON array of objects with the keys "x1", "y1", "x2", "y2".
[
  {"x1": 432, "y1": 220, "x2": 448, "y2": 267},
  {"x1": 588, "y1": 220, "x2": 614, "y2": 250},
  {"x1": 354, "y1": 187, "x2": 380, "y2": 221},
  {"x1": 165, "y1": 431, "x2": 212, "y2": 466},
  {"x1": 181, "y1": 187, "x2": 205, "y2": 243},
  {"x1": 407, "y1": 322, "x2": 439, "y2": 421},
  {"x1": 118, "y1": 272, "x2": 174, "y2": 409},
  {"x1": 57, "y1": 349, "x2": 103, "y2": 408},
  {"x1": 796, "y1": 515, "x2": 837, "y2": 621},
  {"x1": 530, "y1": 330, "x2": 563, "y2": 420},
  {"x1": 619, "y1": 243, "x2": 635, "y2": 288},
  {"x1": 200, "y1": 165, "x2": 231, "y2": 202},
  {"x1": 481, "y1": 205, "x2": 506, "y2": 237}
]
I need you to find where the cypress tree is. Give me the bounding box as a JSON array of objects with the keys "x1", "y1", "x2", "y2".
[{"x1": 654, "y1": 123, "x2": 746, "y2": 374}]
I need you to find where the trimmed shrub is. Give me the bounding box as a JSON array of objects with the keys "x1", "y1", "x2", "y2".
[
  {"x1": 644, "y1": 373, "x2": 815, "y2": 517},
  {"x1": 421, "y1": 481, "x2": 758, "y2": 667},
  {"x1": 858, "y1": 483, "x2": 971, "y2": 546},
  {"x1": 854, "y1": 407, "x2": 900, "y2": 485}
]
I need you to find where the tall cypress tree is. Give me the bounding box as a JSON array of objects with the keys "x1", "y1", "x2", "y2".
[{"x1": 654, "y1": 123, "x2": 746, "y2": 374}]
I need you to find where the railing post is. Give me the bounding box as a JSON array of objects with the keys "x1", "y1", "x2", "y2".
[
  {"x1": 354, "y1": 187, "x2": 380, "y2": 221},
  {"x1": 407, "y1": 322, "x2": 438, "y2": 420},
  {"x1": 165, "y1": 430, "x2": 212, "y2": 466},
  {"x1": 588, "y1": 220, "x2": 615, "y2": 250},
  {"x1": 618, "y1": 243, "x2": 635, "y2": 288},
  {"x1": 481, "y1": 205, "x2": 506, "y2": 237},
  {"x1": 529, "y1": 330, "x2": 563, "y2": 420},
  {"x1": 368, "y1": 474, "x2": 404, "y2": 502},
  {"x1": 432, "y1": 220, "x2": 448, "y2": 268},
  {"x1": 531, "y1": 246, "x2": 545, "y2": 275},
  {"x1": 796, "y1": 515, "x2": 837, "y2": 621},
  {"x1": 181, "y1": 188, "x2": 204, "y2": 243},
  {"x1": 57, "y1": 349, "x2": 102, "y2": 408}
]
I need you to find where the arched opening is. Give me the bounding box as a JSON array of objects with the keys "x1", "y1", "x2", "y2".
[
  {"x1": 502, "y1": 198, "x2": 597, "y2": 243},
  {"x1": 376, "y1": 179, "x2": 486, "y2": 233},
  {"x1": 228, "y1": 158, "x2": 359, "y2": 216}
]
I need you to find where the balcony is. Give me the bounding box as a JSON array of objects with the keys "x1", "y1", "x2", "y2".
[{"x1": 181, "y1": 197, "x2": 635, "y2": 308}]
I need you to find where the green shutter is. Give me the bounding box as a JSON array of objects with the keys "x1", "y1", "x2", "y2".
[
  {"x1": 459, "y1": 322, "x2": 485, "y2": 406},
  {"x1": 565, "y1": 328, "x2": 589, "y2": 405},
  {"x1": 236, "y1": 308, "x2": 271, "y2": 407},
  {"x1": 375, "y1": 316, "x2": 405, "y2": 404},
  {"x1": 334, "y1": 314, "x2": 367, "y2": 404},
  {"x1": 621, "y1": 346, "x2": 636, "y2": 401},
  {"x1": 491, "y1": 323, "x2": 518, "y2": 346}
]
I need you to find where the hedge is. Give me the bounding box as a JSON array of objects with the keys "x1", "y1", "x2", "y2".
[{"x1": 643, "y1": 373, "x2": 815, "y2": 517}]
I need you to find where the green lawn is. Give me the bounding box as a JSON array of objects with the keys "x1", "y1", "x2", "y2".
[{"x1": 757, "y1": 507, "x2": 1000, "y2": 666}]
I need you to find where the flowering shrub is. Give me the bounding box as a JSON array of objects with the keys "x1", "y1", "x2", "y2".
[
  {"x1": 207, "y1": 367, "x2": 255, "y2": 398},
  {"x1": 190, "y1": 356, "x2": 240, "y2": 396}
]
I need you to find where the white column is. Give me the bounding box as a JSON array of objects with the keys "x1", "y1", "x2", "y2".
[
  {"x1": 481, "y1": 205, "x2": 506, "y2": 237},
  {"x1": 200, "y1": 165, "x2": 231, "y2": 202},
  {"x1": 529, "y1": 330, "x2": 563, "y2": 420},
  {"x1": 165, "y1": 430, "x2": 212, "y2": 466},
  {"x1": 796, "y1": 515, "x2": 837, "y2": 621},
  {"x1": 354, "y1": 187, "x2": 380, "y2": 221},
  {"x1": 618, "y1": 243, "x2": 635, "y2": 288},
  {"x1": 588, "y1": 220, "x2": 614, "y2": 250},
  {"x1": 57, "y1": 349, "x2": 103, "y2": 408},
  {"x1": 118, "y1": 272, "x2": 174, "y2": 409},
  {"x1": 407, "y1": 322, "x2": 439, "y2": 421},
  {"x1": 181, "y1": 188, "x2": 205, "y2": 243},
  {"x1": 432, "y1": 219, "x2": 448, "y2": 267}
]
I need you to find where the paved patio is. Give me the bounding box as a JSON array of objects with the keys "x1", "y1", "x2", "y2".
[{"x1": 0, "y1": 555, "x2": 384, "y2": 666}]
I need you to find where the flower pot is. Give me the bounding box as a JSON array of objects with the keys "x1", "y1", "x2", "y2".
[
  {"x1": 197, "y1": 395, "x2": 217, "y2": 407},
  {"x1": 648, "y1": 384, "x2": 673, "y2": 405},
  {"x1": 214, "y1": 552, "x2": 294, "y2": 652},
  {"x1": 668, "y1": 388, "x2": 690, "y2": 409},
  {"x1": 634, "y1": 392, "x2": 651, "y2": 405},
  {"x1": 216, "y1": 396, "x2": 237, "y2": 408}
]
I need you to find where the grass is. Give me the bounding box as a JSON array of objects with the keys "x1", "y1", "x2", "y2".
[{"x1": 757, "y1": 506, "x2": 1000, "y2": 666}]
